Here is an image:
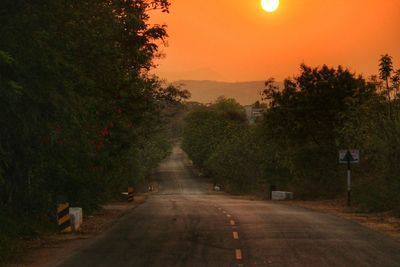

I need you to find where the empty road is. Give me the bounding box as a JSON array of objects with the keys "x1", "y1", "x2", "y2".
[{"x1": 58, "y1": 146, "x2": 400, "y2": 267}]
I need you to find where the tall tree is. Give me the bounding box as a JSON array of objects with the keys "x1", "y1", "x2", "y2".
[
  {"x1": 379, "y1": 54, "x2": 393, "y2": 102},
  {"x1": 391, "y1": 69, "x2": 400, "y2": 99}
]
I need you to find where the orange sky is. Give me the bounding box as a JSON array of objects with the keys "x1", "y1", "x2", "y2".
[{"x1": 151, "y1": 0, "x2": 400, "y2": 82}]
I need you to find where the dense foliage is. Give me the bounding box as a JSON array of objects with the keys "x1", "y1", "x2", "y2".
[
  {"x1": 183, "y1": 58, "x2": 400, "y2": 214},
  {"x1": 0, "y1": 0, "x2": 183, "y2": 263},
  {"x1": 260, "y1": 64, "x2": 376, "y2": 198},
  {"x1": 182, "y1": 98, "x2": 262, "y2": 193}
]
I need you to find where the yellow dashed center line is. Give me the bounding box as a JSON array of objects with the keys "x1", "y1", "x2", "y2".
[
  {"x1": 235, "y1": 249, "x2": 243, "y2": 260},
  {"x1": 233, "y1": 231, "x2": 239, "y2": 240},
  {"x1": 215, "y1": 207, "x2": 243, "y2": 264}
]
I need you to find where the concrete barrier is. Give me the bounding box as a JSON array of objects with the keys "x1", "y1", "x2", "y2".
[
  {"x1": 69, "y1": 207, "x2": 83, "y2": 231},
  {"x1": 271, "y1": 191, "x2": 294, "y2": 200}
]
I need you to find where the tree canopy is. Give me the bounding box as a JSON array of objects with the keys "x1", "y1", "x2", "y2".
[
  {"x1": 0, "y1": 1, "x2": 188, "y2": 262},
  {"x1": 183, "y1": 59, "x2": 400, "y2": 214}
]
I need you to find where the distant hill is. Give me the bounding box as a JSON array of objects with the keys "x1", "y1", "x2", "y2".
[{"x1": 173, "y1": 80, "x2": 274, "y2": 105}]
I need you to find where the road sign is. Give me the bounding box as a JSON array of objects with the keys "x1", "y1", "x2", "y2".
[
  {"x1": 339, "y1": 149, "x2": 359, "y2": 164},
  {"x1": 339, "y1": 149, "x2": 359, "y2": 207}
]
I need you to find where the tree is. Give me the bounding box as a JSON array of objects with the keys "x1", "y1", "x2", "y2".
[
  {"x1": 260, "y1": 64, "x2": 375, "y2": 197},
  {"x1": 182, "y1": 97, "x2": 262, "y2": 193},
  {"x1": 0, "y1": 1, "x2": 177, "y2": 262},
  {"x1": 182, "y1": 98, "x2": 245, "y2": 167},
  {"x1": 206, "y1": 126, "x2": 263, "y2": 193},
  {"x1": 391, "y1": 69, "x2": 400, "y2": 99},
  {"x1": 379, "y1": 54, "x2": 393, "y2": 107}
]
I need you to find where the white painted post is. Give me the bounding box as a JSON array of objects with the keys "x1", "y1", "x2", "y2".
[{"x1": 347, "y1": 161, "x2": 351, "y2": 206}]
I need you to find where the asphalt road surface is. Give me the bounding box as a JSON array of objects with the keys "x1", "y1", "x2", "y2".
[{"x1": 58, "y1": 146, "x2": 400, "y2": 267}]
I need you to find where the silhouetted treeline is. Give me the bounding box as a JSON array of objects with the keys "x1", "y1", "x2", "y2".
[
  {"x1": 183, "y1": 57, "x2": 400, "y2": 215},
  {"x1": 0, "y1": 0, "x2": 185, "y2": 262}
]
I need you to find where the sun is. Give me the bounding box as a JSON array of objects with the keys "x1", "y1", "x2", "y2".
[{"x1": 261, "y1": 0, "x2": 280, "y2": 12}]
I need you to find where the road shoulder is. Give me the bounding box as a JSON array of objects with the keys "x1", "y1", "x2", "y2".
[
  {"x1": 282, "y1": 199, "x2": 400, "y2": 241},
  {"x1": 7, "y1": 194, "x2": 148, "y2": 267}
]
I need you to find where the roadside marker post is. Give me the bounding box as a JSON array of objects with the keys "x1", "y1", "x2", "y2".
[
  {"x1": 57, "y1": 202, "x2": 72, "y2": 233},
  {"x1": 339, "y1": 149, "x2": 360, "y2": 207},
  {"x1": 347, "y1": 160, "x2": 351, "y2": 207},
  {"x1": 128, "y1": 186, "x2": 134, "y2": 202}
]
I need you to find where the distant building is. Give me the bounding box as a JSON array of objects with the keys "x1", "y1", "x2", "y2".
[{"x1": 244, "y1": 105, "x2": 266, "y2": 124}]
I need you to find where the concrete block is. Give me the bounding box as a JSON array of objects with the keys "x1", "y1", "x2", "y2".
[
  {"x1": 271, "y1": 191, "x2": 294, "y2": 200},
  {"x1": 69, "y1": 207, "x2": 83, "y2": 231}
]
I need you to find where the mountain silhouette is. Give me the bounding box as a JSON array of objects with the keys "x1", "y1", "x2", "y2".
[{"x1": 173, "y1": 80, "x2": 283, "y2": 105}]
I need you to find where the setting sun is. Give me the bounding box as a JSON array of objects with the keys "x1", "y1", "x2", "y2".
[{"x1": 261, "y1": 0, "x2": 280, "y2": 12}]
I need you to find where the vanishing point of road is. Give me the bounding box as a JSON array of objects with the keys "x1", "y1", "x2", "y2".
[{"x1": 58, "y1": 145, "x2": 400, "y2": 267}]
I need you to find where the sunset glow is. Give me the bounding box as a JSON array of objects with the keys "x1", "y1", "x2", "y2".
[
  {"x1": 151, "y1": 0, "x2": 400, "y2": 82},
  {"x1": 261, "y1": 0, "x2": 279, "y2": 13}
]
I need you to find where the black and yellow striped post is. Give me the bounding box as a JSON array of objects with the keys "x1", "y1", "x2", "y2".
[
  {"x1": 128, "y1": 186, "x2": 134, "y2": 202},
  {"x1": 57, "y1": 202, "x2": 72, "y2": 233}
]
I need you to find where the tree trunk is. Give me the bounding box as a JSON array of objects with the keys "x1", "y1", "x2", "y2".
[{"x1": 386, "y1": 78, "x2": 392, "y2": 119}]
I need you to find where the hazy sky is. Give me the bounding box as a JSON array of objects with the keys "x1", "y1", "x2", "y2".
[{"x1": 151, "y1": 0, "x2": 400, "y2": 82}]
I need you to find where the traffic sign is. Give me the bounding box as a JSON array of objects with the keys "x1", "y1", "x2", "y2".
[
  {"x1": 339, "y1": 149, "x2": 359, "y2": 164},
  {"x1": 339, "y1": 149, "x2": 359, "y2": 207}
]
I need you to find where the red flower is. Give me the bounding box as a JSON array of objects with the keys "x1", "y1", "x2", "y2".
[{"x1": 100, "y1": 127, "x2": 109, "y2": 138}]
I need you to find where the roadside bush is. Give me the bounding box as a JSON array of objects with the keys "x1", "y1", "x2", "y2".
[
  {"x1": 348, "y1": 103, "x2": 400, "y2": 213},
  {"x1": 0, "y1": 214, "x2": 19, "y2": 265}
]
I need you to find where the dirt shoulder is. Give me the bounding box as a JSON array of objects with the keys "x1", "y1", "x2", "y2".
[
  {"x1": 283, "y1": 198, "x2": 400, "y2": 241},
  {"x1": 228, "y1": 191, "x2": 400, "y2": 242},
  {"x1": 8, "y1": 194, "x2": 148, "y2": 267}
]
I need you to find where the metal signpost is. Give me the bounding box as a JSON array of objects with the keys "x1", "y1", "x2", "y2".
[{"x1": 339, "y1": 149, "x2": 359, "y2": 206}]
